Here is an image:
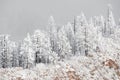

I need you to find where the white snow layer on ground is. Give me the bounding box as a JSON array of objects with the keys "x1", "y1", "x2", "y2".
[{"x1": 0, "y1": 52, "x2": 120, "y2": 80}]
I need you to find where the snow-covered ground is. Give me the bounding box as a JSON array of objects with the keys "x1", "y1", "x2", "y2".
[{"x1": 0, "y1": 52, "x2": 119, "y2": 80}]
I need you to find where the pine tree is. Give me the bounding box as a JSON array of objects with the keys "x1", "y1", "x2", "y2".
[
  {"x1": 10, "y1": 42, "x2": 19, "y2": 67},
  {"x1": 32, "y1": 30, "x2": 52, "y2": 64},
  {"x1": 87, "y1": 18, "x2": 99, "y2": 53},
  {"x1": 19, "y1": 41, "x2": 28, "y2": 68},
  {"x1": 105, "y1": 4, "x2": 116, "y2": 36},
  {"x1": 65, "y1": 22, "x2": 75, "y2": 55},
  {"x1": 17, "y1": 42, "x2": 23, "y2": 67},
  {"x1": 92, "y1": 16, "x2": 105, "y2": 34},
  {"x1": 57, "y1": 26, "x2": 72, "y2": 60},
  {"x1": 23, "y1": 33, "x2": 35, "y2": 68},
  {"x1": 0, "y1": 35, "x2": 13, "y2": 68},
  {"x1": 48, "y1": 16, "x2": 58, "y2": 53},
  {"x1": 75, "y1": 12, "x2": 88, "y2": 56}
]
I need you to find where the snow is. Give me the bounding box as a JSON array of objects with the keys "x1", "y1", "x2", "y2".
[
  {"x1": 0, "y1": 4, "x2": 120, "y2": 80},
  {"x1": 0, "y1": 51, "x2": 119, "y2": 80}
]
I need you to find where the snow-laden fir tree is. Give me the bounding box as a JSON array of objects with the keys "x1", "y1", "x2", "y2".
[
  {"x1": 48, "y1": 16, "x2": 58, "y2": 53},
  {"x1": 57, "y1": 26, "x2": 72, "y2": 60},
  {"x1": 99, "y1": 16, "x2": 105, "y2": 35},
  {"x1": 92, "y1": 16, "x2": 105, "y2": 34},
  {"x1": 19, "y1": 41, "x2": 28, "y2": 68},
  {"x1": 10, "y1": 42, "x2": 19, "y2": 67},
  {"x1": 23, "y1": 33, "x2": 35, "y2": 68},
  {"x1": 0, "y1": 35, "x2": 13, "y2": 68},
  {"x1": 65, "y1": 22, "x2": 75, "y2": 55},
  {"x1": 19, "y1": 39, "x2": 34, "y2": 68},
  {"x1": 32, "y1": 30, "x2": 52, "y2": 64},
  {"x1": 17, "y1": 42, "x2": 24, "y2": 67},
  {"x1": 104, "y1": 4, "x2": 116, "y2": 37},
  {"x1": 93, "y1": 16, "x2": 99, "y2": 27},
  {"x1": 87, "y1": 18, "x2": 99, "y2": 53},
  {"x1": 75, "y1": 12, "x2": 88, "y2": 56}
]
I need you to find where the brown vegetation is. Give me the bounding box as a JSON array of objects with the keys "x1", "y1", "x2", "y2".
[{"x1": 103, "y1": 59, "x2": 119, "y2": 70}]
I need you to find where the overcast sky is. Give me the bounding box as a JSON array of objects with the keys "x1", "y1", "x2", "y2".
[{"x1": 0, "y1": 0, "x2": 120, "y2": 41}]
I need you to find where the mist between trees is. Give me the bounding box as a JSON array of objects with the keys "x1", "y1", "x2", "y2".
[{"x1": 0, "y1": 4, "x2": 120, "y2": 69}]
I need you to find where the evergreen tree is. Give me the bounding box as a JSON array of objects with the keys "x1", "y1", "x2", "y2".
[
  {"x1": 0, "y1": 35, "x2": 13, "y2": 68},
  {"x1": 57, "y1": 26, "x2": 72, "y2": 60},
  {"x1": 87, "y1": 18, "x2": 99, "y2": 53},
  {"x1": 75, "y1": 12, "x2": 88, "y2": 56},
  {"x1": 48, "y1": 16, "x2": 58, "y2": 53},
  {"x1": 10, "y1": 42, "x2": 19, "y2": 67},
  {"x1": 105, "y1": 4, "x2": 116, "y2": 36},
  {"x1": 65, "y1": 22, "x2": 75, "y2": 55},
  {"x1": 23, "y1": 33, "x2": 35, "y2": 68},
  {"x1": 32, "y1": 30, "x2": 52, "y2": 64}
]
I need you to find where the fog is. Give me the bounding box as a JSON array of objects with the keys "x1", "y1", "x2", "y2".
[{"x1": 0, "y1": 0, "x2": 120, "y2": 40}]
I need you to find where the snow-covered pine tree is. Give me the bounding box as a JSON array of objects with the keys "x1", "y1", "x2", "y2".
[
  {"x1": 98, "y1": 16, "x2": 105, "y2": 36},
  {"x1": 10, "y1": 42, "x2": 19, "y2": 67},
  {"x1": 105, "y1": 4, "x2": 116, "y2": 37},
  {"x1": 87, "y1": 18, "x2": 99, "y2": 53},
  {"x1": 48, "y1": 16, "x2": 58, "y2": 53},
  {"x1": 93, "y1": 16, "x2": 99, "y2": 27},
  {"x1": 23, "y1": 33, "x2": 35, "y2": 68},
  {"x1": 0, "y1": 35, "x2": 13, "y2": 68},
  {"x1": 32, "y1": 30, "x2": 52, "y2": 64},
  {"x1": 17, "y1": 42, "x2": 23, "y2": 67},
  {"x1": 75, "y1": 12, "x2": 88, "y2": 56},
  {"x1": 57, "y1": 26, "x2": 72, "y2": 60},
  {"x1": 65, "y1": 22, "x2": 75, "y2": 55},
  {"x1": 93, "y1": 16, "x2": 105, "y2": 34},
  {"x1": 19, "y1": 41, "x2": 28, "y2": 68}
]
